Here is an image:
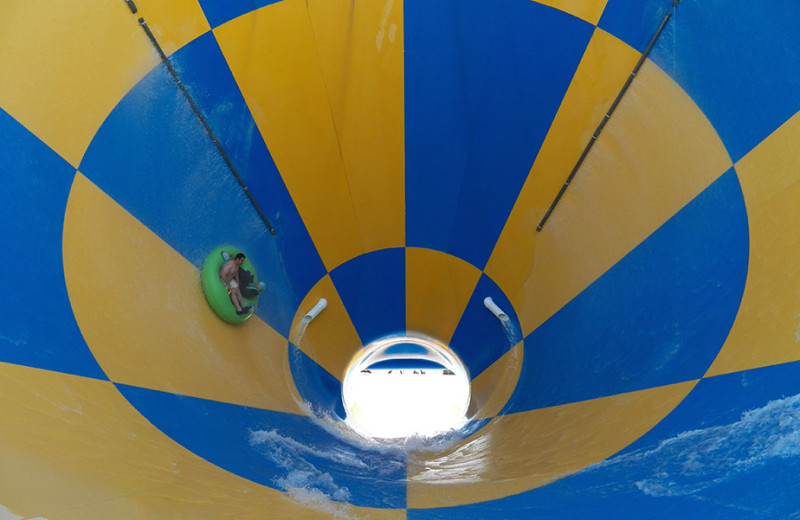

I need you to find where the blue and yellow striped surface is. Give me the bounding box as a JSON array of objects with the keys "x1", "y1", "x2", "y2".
[{"x1": 3, "y1": 0, "x2": 800, "y2": 517}]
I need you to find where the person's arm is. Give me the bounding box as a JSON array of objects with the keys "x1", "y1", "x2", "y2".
[{"x1": 219, "y1": 262, "x2": 231, "y2": 288}]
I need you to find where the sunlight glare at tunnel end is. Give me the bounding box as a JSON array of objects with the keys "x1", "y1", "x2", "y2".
[{"x1": 342, "y1": 335, "x2": 471, "y2": 439}]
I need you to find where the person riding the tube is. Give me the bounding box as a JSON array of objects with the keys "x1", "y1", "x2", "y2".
[
  {"x1": 220, "y1": 251, "x2": 266, "y2": 299},
  {"x1": 219, "y1": 253, "x2": 253, "y2": 315}
]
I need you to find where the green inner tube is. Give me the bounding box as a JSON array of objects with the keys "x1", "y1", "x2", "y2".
[{"x1": 201, "y1": 246, "x2": 260, "y2": 324}]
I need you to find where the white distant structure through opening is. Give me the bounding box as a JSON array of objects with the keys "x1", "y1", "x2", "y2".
[{"x1": 342, "y1": 334, "x2": 471, "y2": 439}]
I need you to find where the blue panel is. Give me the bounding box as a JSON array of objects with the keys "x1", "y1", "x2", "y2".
[
  {"x1": 0, "y1": 108, "x2": 106, "y2": 380},
  {"x1": 598, "y1": 0, "x2": 671, "y2": 53},
  {"x1": 385, "y1": 343, "x2": 430, "y2": 356},
  {"x1": 449, "y1": 275, "x2": 522, "y2": 380},
  {"x1": 367, "y1": 359, "x2": 445, "y2": 370},
  {"x1": 649, "y1": 0, "x2": 800, "y2": 162},
  {"x1": 80, "y1": 34, "x2": 327, "y2": 337},
  {"x1": 408, "y1": 477, "x2": 770, "y2": 520},
  {"x1": 619, "y1": 360, "x2": 800, "y2": 457},
  {"x1": 80, "y1": 63, "x2": 233, "y2": 263},
  {"x1": 329, "y1": 248, "x2": 406, "y2": 345},
  {"x1": 289, "y1": 343, "x2": 345, "y2": 419},
  {"x1": 405, "y1": 0, "x2": 594, "y2": 269},
  {"x1": 197, "y1": 0, "x2": 281, "y2": 29},
  {"x1": 412, "y1": 362, "x2": 800, "y2": 519},
  {"x1": 116, "y1": 384, "x2": 407, "y2": 508},
  {"x1": 504, "y1": 170, "x2": 748, "y2": 414}
]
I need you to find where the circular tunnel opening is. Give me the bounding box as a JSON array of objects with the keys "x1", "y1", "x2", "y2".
[{"x1": 342, "y1": 335, "x2": 471, "y2": 439}]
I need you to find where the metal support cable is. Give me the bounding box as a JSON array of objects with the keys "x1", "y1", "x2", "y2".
[
  {"x1": 536, "y1": 1, "x2": 680, "y2": 232},
  {"x1": 126, "y1": 1, "x2": 276, "y2": 235}
]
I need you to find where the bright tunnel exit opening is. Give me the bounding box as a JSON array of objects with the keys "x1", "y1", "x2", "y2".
[{"x1": 342, "y1": 335, "x2": 471, "y2": 439}]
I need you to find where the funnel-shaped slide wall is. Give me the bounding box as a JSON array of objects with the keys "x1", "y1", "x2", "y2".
[{"x1": 3, "y1": 0, "x2": 800, "y2": 518}]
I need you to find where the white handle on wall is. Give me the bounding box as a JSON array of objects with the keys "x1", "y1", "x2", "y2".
[
  {"x1": 483, "y1": 297, "x2": 509, "y2": 323},
  {"x1": 304, "y1": 298, "x2": 328, "y2": 322}
]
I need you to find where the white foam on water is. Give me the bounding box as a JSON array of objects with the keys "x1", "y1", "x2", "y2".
[
  {"x1": 0, "y1": 505, "x2": 47, "y2": 520},
  {"x1": 250, "y1": 428, "x2": 369, "y2": 471},
  {"x1": 407, "y1": 429, "x2": 493, "y2": 485},
  {"x1": 249, "y1": 400, "x2": 481, "y2": 515},
  {"x1": 280, "y1": 486, "x2": 354, "y2": 519},
  {"x1": 275, "y1": 468, "x2": 352, "y2": 507},
  {"x1": 0, "y1": 506, "x2": 22, "y2": 520},
  {"x1": 294, "y1": 381, "x2": 472, "y2": 456},
  {"x1": 589, "y1": 392, "x2": 800, "y2": 497},
  {"x1": 250, "y1": 428, "x2": 356, "y2": 517}
]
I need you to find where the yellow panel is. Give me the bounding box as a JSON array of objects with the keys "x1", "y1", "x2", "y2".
[
  {"x1": 63, "y1": 172, "x2": 303, "y2": 414},
  {"x1": 306, "y1": 0, "x2": 405, "y2": 253},
  {"x1": 214, "y1": 1, "x2": 365, "y2": 271},
  {"x1": 50, "y1": 499, "x2": 406, "y2": 520},
  {"x1": 291, "y1": 275, "x2": 363, "y2": 382},
  {"x1": 132, "y1": 0, "x2": 211, "y2": 57},
  {"x1": 485, "y1": 29, "x2": 639, "y2": 336},
  {"x1": 534, "y1": 0, "x2": 609, "y2": 25},
  {"x1": 0, "y1": 1, "x2": 206, "y2": 167},
  {"x1": 706, "y1": 110, "x2": 800, "y2": 376},
  {"x1": 468, "y1": 342, "x2": 523, "y2": 420},
  {"x1": 0, "y1": 362, "x2": 402, "y2": 520},
  {"x1": 406, "y1": 248, "x2": 483, "y2": 343},
  {"x1": 407, "y1": 380, "x2": 697, "y2": 508},
  {"x1": 487, "y1": 52, "x2": 732, "y2": 338}
]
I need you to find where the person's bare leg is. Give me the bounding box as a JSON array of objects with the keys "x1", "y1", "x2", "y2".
[
  {"x1": 228, "y1": 295, "x2": 241, "y2": 312},
  {"x1": 231, "y1": 287, "x2": 247, "y2": 311}
]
